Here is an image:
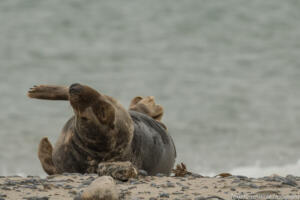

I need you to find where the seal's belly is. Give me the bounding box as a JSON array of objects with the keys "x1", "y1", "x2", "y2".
[
  {"x1": 52, "y1": 131, "x2": 88, "y2": 173},
  {"x1": 52, "y1": 118, "x2": 89, "y2": 173},
  {"x1": 129, "y1": 111, "x2": 176, "y2": 175}
]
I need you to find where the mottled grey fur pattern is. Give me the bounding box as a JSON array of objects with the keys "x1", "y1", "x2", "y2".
[{"x1": 28, "y1": 84, "x2": 176, "y2": 176}]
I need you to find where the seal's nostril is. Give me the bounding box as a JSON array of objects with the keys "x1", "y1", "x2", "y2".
[
  {"x1": 70, "y1": 83, "x2": 81, "y2": 88},
  {"x1": 69, "y1": 83, "x2": 82, "y2": 94}
]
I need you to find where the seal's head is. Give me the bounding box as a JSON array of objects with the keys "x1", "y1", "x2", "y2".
[
  {"x1": 68, "y1": 83, "x2": 134, "y2": 157},
  {"x1": 69, "y1": 83, "x2": 115, "y2": 129}
]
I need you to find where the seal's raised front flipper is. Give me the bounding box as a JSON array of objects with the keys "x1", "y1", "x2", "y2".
[
  {"x1": 38, "y1": 137, "x2": 57, "y2": 175},
  {"x1": 28, "y1": 85, "x2": 69, "y2": 100}
]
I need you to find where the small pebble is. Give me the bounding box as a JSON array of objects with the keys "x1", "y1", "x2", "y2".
[
  {"x1": 68, "y1": 190, "x2": 77, "y2": 195},
  {"x1": 150, "y1": 183, "x2": 157, "y2": 187},
  {"x1": 23, "y1": 185, "x2": 38, "y2": 189},
  {"x1": 156, "y1": 173, "x2": 165, "y2": 177},
  {"x1": 5, "y1": 181, "x2": 17, "y2": 186},
  {"x1": 282, "y1": 178, "x2": 298, "y2": 187},
  {"x1": 249, "y1": 183, "x2": 259, "y2": 189},
  {"x1": 1, "y1": 187, "x2": 11, "y2": 190},
  {"x1": 63, "y1": 185, "x2": 73, "y2": 189},
  {"x1": 159, "y1": 193, "x2": 169, "y2": 198},
  {"x1": 172, "y1": 192, "x2": 183, "y2": 195},
  {"x1": 194, "y1": 197, "x2": 206, "y2": 200},
  {"x1": 23, "y1": 197, "x2": 49, "y2": 200},
  {"x1": 182, "y1": 186, "x2": 189, "y2": 190},
  {"x1": 82, "y1": 180, "x2": 93, "y2": 185},
  {"x1": 231, "y1": 179, "x2": 241, "y2": 184},
  {"x1": 190, "y1": 173, "x2": 203, "y2": 178},
  {"x1": 166, "y1": 182, "x2": 175, "y2": 187},
  {"x1": 176, "y1": 182, "x2": 183, "y2": 186},
  {"x1": 236, "y1": 175, "x2": 248, "y2": 180},
  {"x1": 138, "y1": 170, "x2": 148, "y2": 176},
  {"x1": 128, "y1": 186, "x2": 137, "y2": 190}
]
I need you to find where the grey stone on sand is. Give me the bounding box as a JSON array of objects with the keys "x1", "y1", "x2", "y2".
[
  {"x1": 150, "y1": 183, "x2": 158, "y2": 187},
  {"x1": 262, "y1": 176, "x2": 285, "y2": 182},
  {"x1": 5, "y1": 180, "x2": 17, "y2": 186},
  {"x1": 182, "y1": 186, "x2": 190, "y2": 190},
  {"x1": 231, "y1": 179, "x2": 241, "y2": 184},
  {"x1": 138, "y1": 169, "x2": 148, "y2": 176},
  {"x1": 80, "y1": 176, "x2": 118, "y2": 200},
  {"x1": 21, "y1": 179, "x2": 41, "y2": 185},
  {"x1": 129, "y1": 179, "x2": 139, "y2": 185},
  {"x1": 23, "y1": 185, "x2": 38, "y2": 189},
  {"x1": 172, "y1": 191, "x2": 183, "y2": 195},
  {"x1": 176, "y1": 182, "x2": 183, "y2": 186},
  {"x1": 204, "y1": 196, "x2": 225, "y2": 200},
  {"x1": 194, "y1": 198, "x2": 206, "y2": 200},
  {"x1": 166, "y1": 182, "x2": 175, "y2": 187},
  {"x1": 286, "y1": 175, "x2": 298, "y2": 181},
  {"x1": 23, "y1": 197, "x2": 49, "y2": 200},
  {"x1": 238, "y1": 182, "x2": 258, "y2": 188},
  {"x1": 128, "y1": 186, "x2": 137, "y2": 190},
  {"x1": 82, "y1": 180, "x2": 93, "y2": 185},
  {"x1": 190, "y1": 173, "x2": 203, "y2": 178},
  {"x1": 235, "y1": 175, "x2": 248, "y2": 180},
  {"x1": 155, "y1": 173, "x2": 165, "y2": 177},
  {"x1": 1, "y1": 186, "x2": 11, "y2": 190},
  {"x1": 282, "y1": 178, "x2": 298, "y2": 187},
  {"x1": 249, "y1": 183, "x2": 259, "y2": 189},
  {"x1": 159, "y1": 192, "x2": 169, "y2": 198},
  {"x1": 63, "y1": 185, "x2": 73, "y2": 189}
]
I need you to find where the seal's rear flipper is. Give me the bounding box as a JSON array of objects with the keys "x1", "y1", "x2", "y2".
[
  {"x1": 129, "y1": 96, "x2": 164, "y2": 121},
  {"x1": 28, "y1": 85, "x2": 69, "y2": 100},
  {"x1": 38, "y1": 137, "x2": 57, "y2": 175}
]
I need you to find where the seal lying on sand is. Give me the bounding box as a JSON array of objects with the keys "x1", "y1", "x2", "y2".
[{"x1": 28, "y1": 84, "x2": 176, "y2": 177}]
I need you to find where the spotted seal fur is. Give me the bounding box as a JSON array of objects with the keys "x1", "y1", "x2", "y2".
[{"x1": 28, "y1": 84, "x2": 176, "y2": 177}]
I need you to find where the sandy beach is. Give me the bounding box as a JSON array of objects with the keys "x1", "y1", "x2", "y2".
[{"x1": 1, "y1": 172, "x2": 300, "y2": 200}]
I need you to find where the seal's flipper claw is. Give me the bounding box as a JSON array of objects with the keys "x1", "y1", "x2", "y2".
[
  {"x1": 38, "y1": 137, "x2": 57, "y2": 175},
  {"x1": 27, "y1": 85, "x2": 69, "y2": 100}
]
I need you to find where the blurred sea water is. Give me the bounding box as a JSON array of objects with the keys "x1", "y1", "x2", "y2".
[{"x1": 1, "y1": 0, "x2": 300, "y2": 177}]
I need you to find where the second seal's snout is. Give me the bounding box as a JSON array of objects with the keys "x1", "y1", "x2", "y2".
[{"x1": 69, "y1": 83, "x2": 82, "y2": 95}]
